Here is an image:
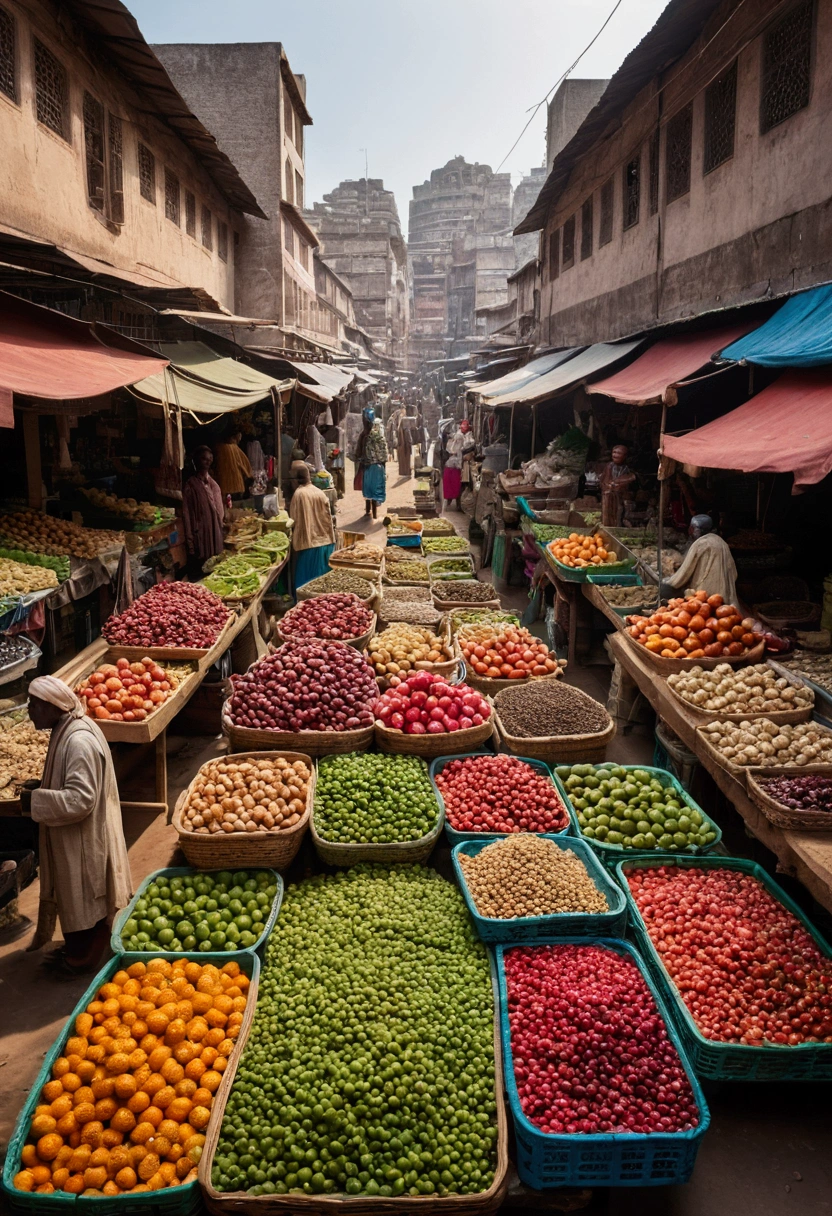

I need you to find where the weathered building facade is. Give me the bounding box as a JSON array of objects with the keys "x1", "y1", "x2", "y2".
[
  {"x1": 304, "y1": 178, "x2": 409, "y2": 365},
  {"x1": 518, "y1": 0, "x2": 832, "y2": 348}
]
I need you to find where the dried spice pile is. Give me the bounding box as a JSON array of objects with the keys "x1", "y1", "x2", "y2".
[{"x1": 495, "y1": 679, "x2": 609, "y2": 737}]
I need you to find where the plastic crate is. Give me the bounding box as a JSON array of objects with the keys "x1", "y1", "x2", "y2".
[
  {"x1": 552, "y1": 763, "x2": 721, "y2": 869},
  {"x1": 451, "y1": 834, "x2": 627, "y2": 942},
  {"x1": 386, "y1": 532, "x2": 422, "y2": 548},
  {"x1": 428, "y1": 752, "x2": 576, "y2": 845},
  {"x1": 615, "y1": 855, "x2": 832, "y2": 1082},
  {"x1": 1, "y1": 950, "x2": 259, "y2": 1216},
  {"x1": 585, "y1": 572, "x2": 641, "y2": 586},
  {"x1": 110, "y1": 866, "x2": 283, "y2": 957},
  {"x1": 653, "y1": 721, "x2": 698, "y2": 793},
  {"x1": 496, "y1": 937, "x2": 709, "y2": 1188}
]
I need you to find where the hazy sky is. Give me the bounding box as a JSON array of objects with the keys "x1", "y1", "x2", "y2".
[{"x1": 127, "y1": 0, "x2": 668, "y2": 230}]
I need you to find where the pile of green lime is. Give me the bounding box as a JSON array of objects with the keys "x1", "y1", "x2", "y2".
[
  {"x1": 120, "y1": 869, "x2": 279, "y2": 952},
  {"x1": 314, "y1": 753, "x2": 439, "y2": 845},
  {"x1": 555, "y1": 763, "x2": 717, "y2": 851},
  {"x1": 211, "y1": 864, "x2": 498, "y2": 1198}
]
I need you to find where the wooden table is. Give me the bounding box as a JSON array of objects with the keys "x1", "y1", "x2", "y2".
[{"x1": 609, "y1": 631, "x2": 832, "y2": 915}]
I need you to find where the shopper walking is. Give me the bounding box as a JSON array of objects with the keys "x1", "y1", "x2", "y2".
[
  {"x1": 182, "y1": 445, "x2": 225, "y2": 577},
  {"x1": 288, "y1": 461, "x2": 336, "y2": 590},
  {"x1": 443, "y1": 418, "x2": 475, "y2": 510},
  {"x1": 354, "y1": 407, "x2": 388, "y2": 519}
]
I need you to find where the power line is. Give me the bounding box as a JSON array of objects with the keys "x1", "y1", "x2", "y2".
[{"x1": 496, "y1": 0, "x2": 625, "y2": 173}]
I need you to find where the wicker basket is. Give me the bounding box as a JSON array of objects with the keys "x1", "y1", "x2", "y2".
[
  {"x1": 432, "y1": 584, "x2": 501, "y2": 612},
  {"x1": 746, "y1": 765, "x2": 832, "y2": 831},
  {"x1": 696, "y1": 718, "x2": 832, "y2": 781},
  {"x1": 224, "y1": 711, "x2": 374, "y2": 759},
  {"x1": 296, "y1": 580, "x2": 378, "y2": 610},
  {"x1": 625, "y1": 635, "x2": 767, "y2": 673},
  {"x1": 494, "y1": 710, "x2": 616, "y2": 765},
  {"x1": 375, "y1": 713, "x2": 496, "y2": 757},
  {"x1": 172, "y1": 751, "x2": 315, "y2": 870},
  {"x1": 665, "y1": 661, "x2": 814, "y2": 725},
  {"x1": 462, "y1": 666, "x2": 564, "y2": 698},
  {"x1": 278, "y1": 611, "x2": 377, "y2": 652}
]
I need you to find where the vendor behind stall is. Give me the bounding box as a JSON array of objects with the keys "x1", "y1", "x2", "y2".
[
  {"x1": 661, "y1": 514, "x2": 739, "y2": 606},
  {"x1": 288, "y1": 461, "x2": 336, "y2": 590},
  {"x1": 182, "y1": 445, "x2": 225, "y2": 577},
  {"x1": 23, "y1": 676, "x2": 131, "y2": 976},
  {"x1": 213, "y1": 428, "x2": 253, "y2": 500}
]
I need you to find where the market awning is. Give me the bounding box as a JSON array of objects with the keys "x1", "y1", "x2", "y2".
[
  {"x1": 482, "y1": 341, "x2": 643, "y2": 407},
  {"x1": 474, "y1": 349, "x2": 583, "y2": 403},
  {"x1": 662, "y1": 369, "x2": 832, "y2": 487},
  {"x1": 129, "y1": 341, "x2": 293, "y2": 417},
  {"x1": 275, "y1": 359, "x2": 357, "y2": 403},
  {"x1": 587, "y1": 323, "x2": 757, "y2": 405},
  {"x1": 718, "y1": 285, "x2": 832, "y2": 368},
  {"x1": 0, "y1": 291, "x2": 169, "y2": 426}
]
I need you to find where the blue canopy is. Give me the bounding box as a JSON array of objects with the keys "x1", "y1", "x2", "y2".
[{"x1": 719, "y1": 284, "x2": 832, "y2": 367}]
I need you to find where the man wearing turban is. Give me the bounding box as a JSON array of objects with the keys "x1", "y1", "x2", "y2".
[{"x1": 23, "y1": 676, "x2": 132, "y2": 975}]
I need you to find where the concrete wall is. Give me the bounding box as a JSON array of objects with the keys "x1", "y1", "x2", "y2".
[
  {"x1": 0, "y1": 0, "x2": 241, "y2": 309},
  {"x1": 539, "y1": 0, "x2": 832, "y2": 346},
  {"x1": 546, "y1": 79, "x2": 609, "y2": 171}
]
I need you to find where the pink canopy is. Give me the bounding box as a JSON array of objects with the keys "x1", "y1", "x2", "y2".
[{"x1": 662, "y1": 369, "x2": 832, "y2": 487}]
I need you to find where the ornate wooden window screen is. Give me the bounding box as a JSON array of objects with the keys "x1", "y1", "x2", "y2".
[
  {"x1": 580, "y1": 198, "x2": 593, "y2": 260},
  {"x1": 34, "y1": 39, "x2": 68, "y2": 139},
  {"x1": 0, "y1": 6, "x2": 16, "y2": 102},
  {"x1": 218, "y1": 221, "x2": 228, "y2": 263},
  {"x1": 623, "y1": 153, "x2": 640, "y2": 229},
  {"x1": 599, "y1": 178, "x2": 614, "y2": 245},
  {"x1": 83, "y1": 91, "x2": 105, "y2": 212},
  {"x1": 164, "y1": 168, "x2": 180, "y2": 225},
  {"x1": 201, "y1": 205, "x2": 212, "y2": 250},
  {"x1": 704, "y1": 61, "x2": 737, "y2": 173},
  {"x1": 108, "y1": 114, "x2": 123, "y2": 224},
  {"x1": 185, "y1": 191, "x2": 196, "y2": 238},
  {"x1": 665, "y1": 103, "x2": 693, "y2": 202},
  {"x1": 761, "y1": 0, "x2": 813, "y2": 133},
  {"x1": 548, "y1": 229, "x2": 559, "y2": 280},
  {"x1": 138, "y1": 143, "x2": 155, "y2": 203},
  {"x1": 648, "y1": 129, "x2": 660, "y2": 214},
  {"x1": 561, "y1": 215, "x2": 575, "y2": 269}
]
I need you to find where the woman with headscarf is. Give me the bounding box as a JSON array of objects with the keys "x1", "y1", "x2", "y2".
[
  {"x1": 354, "y1": 407, "x2": 388, "y2": 519},
  {"x1": 182, "y1": 445, "x2": 225, "y2": 578},
  {"x1": 22, "y1": 676, "x2": 131, "y2": 975},
  {"x1": 288, "y1": 461, "x2": 336, "y2": 590},
  {"x1": 443, "y1": 418, "x2": 475, "y2": 510}
]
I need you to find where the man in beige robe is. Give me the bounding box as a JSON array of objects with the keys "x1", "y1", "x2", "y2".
[
  {"x1": 24, "y1": 675, "x2": 132, "y2": 975},
  {"x1": 662, "y1": 515, "x2": 739, "y2": 607},
  {"x1": 288, "y1": 462, "x2": 336, "y2": 590}
]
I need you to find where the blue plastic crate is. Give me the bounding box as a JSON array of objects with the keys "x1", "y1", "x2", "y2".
[
  {"x1": 387, "y1": 532, "x2": 422, "y2": 548},
  {"x1": 496, "y1": 937, "x2": 710, "y2": 1188},
  {"x1": 451, "y1": 833, "x2": 627, "y2": 942},
  {"x1": 110, "y1": 866, "x2": 283, "y2": 957},
  {"x1": 585, "y1": 572, "x2": 642, "y2": 586},
  {"x1": 615, "y1": 855, "x2": 832, "y2": 1082},
  {"x1": 428, "y1": 752, "x2": 575, "y2": 845},
  {"x1": 1, "y1": 950, "x2": 259, "y2": 1216},
  {"x1": 552, "y1": 763, "x2": 721, "y2": 869}
]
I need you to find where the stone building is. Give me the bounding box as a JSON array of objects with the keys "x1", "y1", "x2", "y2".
[
  {"x1": 304, "y1": 178, "x2": 410, "y2": 365},
  {"x1": 512, "y1": 166, "x2": 548, "y2": 270}
]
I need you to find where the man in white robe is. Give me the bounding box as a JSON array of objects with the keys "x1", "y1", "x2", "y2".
[{"x1": 662, "y1": 514, "x2": 739, "y2": 607}]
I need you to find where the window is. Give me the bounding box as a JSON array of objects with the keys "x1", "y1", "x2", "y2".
[
  {"x1": 648, "y1": 129, "x2": 660, "y2": 215},
  {"x1": 761, "y1": 0, "x2": 813, "y2": 133},
  {"x1": 283, "y1": 219, "x2": 294, "y2": 257},
  {"x1": 295, "y1": 170, "x2": 304, "y2": 209},
  {"x1": 704, "y1": 60, "x2": 737, "y2": 173},
  {"x1": 108, "y1": 114, "x2": 123, "y2": 224},
  {"x1": 83, "y1": 92, "x2": 105, "y2": 211},
  {"x1": 33, "y1": 39, "x2": 68, "y2": 140},
  {"x1": 284, "y1": 157, "x2": 294, "y2": 204},
  {"x1": 138, "y1": 143, "x2": 155, "y2": 203},
  {"x1": 201, "y1": 205, "x2": 212, "y2": 250},
  {"x1": 295, "y1": 110, "x2": 304, "y2": 155},
  {"x1": 185, "y1": 190, "x2": 196, "y2": 238},
  {"x1": 623, "y1": 152, "x2": 640, "y2": 229},
  {"x1": 599, "y1": 178, "x2": 614, "y2": 246},
  {"x1": 164, "y1": 168, "x2": 180, "y2": 225},
  {"x1": 580, "y1": 198, "x2": 593, "y2": 260},
  {"x1": 561, "y1": 215, "x2": 575, "y2": 269},
  {"x1": 283, "y1": 272, "x2": 295, "y2": 324},
  {"x1": 0, "y1": 6, "x2": 17, "y2": 103},
  {"x1": 298, "y1": 238, "x2": 309, "y2": 271},
  {"x1": 284, "y1": 92, "x2": 294, "y2": 144},
  {"x1": 218, "y1": 221, "x2": 228, "y2": 262},
  {"x1": 665, "y1": 103, "x2": 693, "y2": 202}
]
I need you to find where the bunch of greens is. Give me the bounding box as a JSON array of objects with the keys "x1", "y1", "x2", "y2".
[{"x1": 0, "y1": 547, "x2": 70, "y2": 581}]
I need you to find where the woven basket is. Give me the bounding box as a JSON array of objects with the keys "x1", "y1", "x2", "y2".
[
  {"x1": 746, "y1": 765, "x2": 832, "y2": 831},
  {"x1": 296, "y1": 581, "x2": 378, "y2": 610},
  {"x1": 172, "y1": 751, "x2": 315, "y2": 870},
  {"x1": 494, "y1": 710, "x2": 616, "y2": 765},
  {"x1": 375, "y1": 713, "x2": 495, "y2": 757},
  {"x1": 665, "y1": 662, "x2": 814, "y2": 725},
  {"x1": 626, "y1": 635, "x2": 767, "y2": 673},
  {"x1": 696, "y1": 718, "x2": 832, "y2": 781},
  {"x1": 462, "y1": 666, "x2": 564, "y2": 698},
  {"x1": 278, "y1": 611, "x2": 376, "y2": 652},
  {"x1": 223, "y1": 711, "x2": 374, "y2": 759},
  {"x1": 432, "y1": 585, "x2": 501, "y2": 612}
]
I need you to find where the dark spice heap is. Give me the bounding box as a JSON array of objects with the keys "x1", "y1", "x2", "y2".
[
  {"x1": 433, "y1": 579, "x2": 495, "y2": 604},
  {"x1": 0, "y1": 636, "x2": 33, "y2": 668},
  {"x1": 495, "y1": 678, "x2": 610, "y2": 738},
  {"x1": 758, "y1": 774, "x2": 832, "y2": 813}
]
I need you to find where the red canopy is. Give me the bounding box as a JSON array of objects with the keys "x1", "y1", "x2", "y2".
[
  {"x1": 587, "y1": 323, "x2": 756, "y2": 405},
  {"x1": 662, "y1": 369, "x2": 832, "y2": 487},
  {"x1": 0, "y1": 292, "x2": 168, "y2": 427}
]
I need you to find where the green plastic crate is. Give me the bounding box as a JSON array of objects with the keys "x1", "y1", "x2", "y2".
[
  {"x1": 1, "y1": 950, "x2": 259, "y2": 1216},
  {"x1": 616, "y1": 855, "x2": 832, "y2": 1081}
]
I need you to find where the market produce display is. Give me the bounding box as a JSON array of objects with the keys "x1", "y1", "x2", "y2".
[
  {"x1": 203, "y1": 551, "x2": 278, "y2": 599},
  {"x1": 375, "y1": 671, "x2": 490, "y2": 736},
  {"x1": 210, "y1": 865, "x2": 499, "y2": 1198},
  {"x1": 528, "y1": 522, "x2": 571, "y2": 544},
  {"x1": 179, "y1": 756, "x2": 311, "y2": 835},
  {"x1": 330, "y1": 541, "x2": 384, "y2": 568},
  {"x1": 243, "y1": 531, "x2": 291, "y2": 561},
  {"x1": 601, "y1": 582, "x2": 658, "y2": 608},
  {"x1": 81, "y1": 487, "x2": 159, "y2": 524},
  {"x1": 458, "y1": 622, "x2": 559, "y2": 679},
  {"x1": 0, "y1": 548, "x2": 70, "y2": 582},
  {"x1": 503, "y1": 943, "x2": 700, "y2": 1134},
  {"x1": 699, "y1": 718, "x2": 832, "y2": 767},
  {"x1": 559, "y1": 763, "x2": 717, "y2": 850},
  {"x1": 227, "y1": 641, "x2": 377, "y2": 732},
  {"x1": 447, "y1": 609, "x2": 520, "y2": 636},
  {"x1": 225, "y1": 515, "x2": 261, "y2": 547},
  {"x1": 0, "y1": 710, "x2": 49, "y2": 800},
  {"x1": 75, "y1": 657, "x2": 192, "y2": 723},
  {"x1": 368, "y1": 624, "x2": 452, "y2": 688},
  {"x1": 754, "y1": 773, "x2": 832, "y2": 814},
  {"x1": 378, "y1": 591, "x2": 442, "y2": 628},
  {"x1": 780, "y1": 653, "x2": 832, "y2": 697},
  {"x1": 0, "y1": 635, "x2": 36, "y2": 669},
  {"x1": 380, "y1": 584, "x2": 431, "y2": 607},
  {"x1": 279, "y1": 593, "x2": 373, "y2": 642},
  {"x1": 435, "y1": 754, "x2": 569, "y2": 834},
  {"x1": 627, "y1": 865, "x2": 832, "y2": 1046},
  {"x1": 420, "y1": 518, "x2": 457, "y2": 536},
  {"x1": 459, "y1": 835, "x2": 608, "y2": 919},
  {"x1": 547, "y1": 532, "x2": 622, "y2": 570},
  {"x1": 383, "y1": 558, "x2": 429, "y2": 584},
  {"x1": 314, "y1": 753, "x2": 439, "y2": 843},
  {"x1": 422, "y1": 536, "x2": 469, "y2": 554},
  {"x1": 0, "y1": 555, "x2": 58, "y2": 595},
  {"x1": 633, "y1": 545, "x2": 683, "y2": 576},
  {"x1": 433, "y1": 580, "x2": 498, "y2": 604},
  {"x1": 494, "y1": 679, "x2": 610, "y2": 738},
  {"x1": 386, "y1": 517, "x2": 422, "y2": 537},
  {"x1": 11, "y1": 956, "x2": 250, "y2": 1197},
  {"x1": 119, "y1": 870, "x2": 279, "y2": 952},
  {"x1": 298, "y1": 570, "x2": 376, "y2": 601},
  {"x1": 626, "y1": 591, "x2": 762, "y2": 660},
  {"x1": 668, "y1": 663, "x2": 813, "y2": 714},
  {"x1": 428, "y1": 558, "x2": 474, "y2": 580},
  {"x1": 0, "y1": 509, "x2": 122, "y2": 558},
  {"x1": 103, "y1": 582, "x2": 229, "y2": 650}
]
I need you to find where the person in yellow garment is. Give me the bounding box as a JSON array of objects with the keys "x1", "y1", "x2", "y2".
[
  {"x1": 661, "y1": 514, "x2": 739, "y2": 607},
  {"x1": 22, "y1": 675, "x2": 132, "y2": 976},
  {"x1": 212, "y1": 427, "x2": 253, "y2": 500}
]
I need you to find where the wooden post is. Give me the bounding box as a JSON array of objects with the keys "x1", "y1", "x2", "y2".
[
  {"x1": 508, "y1": 404, "x2": 515, "y2": 467},
  {"x1": 271, "y1": 385, "x2": 283, "y2": 510},
  {"x1": 23, "y1": 411, "x2": 42, "y2": 510},
  {"x1": 657, "y1": 401, "x2": 667, "y2": 598}
]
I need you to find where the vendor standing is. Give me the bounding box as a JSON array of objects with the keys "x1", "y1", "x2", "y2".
[
  {"x1": 443, "y1": 419, "x2": 474, "y2": 511},
  {"x1": 182, "y1": 445, "x2": 225, "y2": 577},
  {"x1": 288, "y1": 461, "x2": 336, "y2": 590},
  {"x1": 661, "y1": 514, "x2": 739, "y2": 606},
  {"x1": 599, "y1": 445, "x2": 637, "y2": 527},
  {"x1": 354, "y1": 407, "x2": 388, "y2": 519},
  {"x1": 24, "y1": 676, "x2": 131, "y2": 976},
  {"x1": 213, "y1": 428, "x2": 253, "y2": 500}
]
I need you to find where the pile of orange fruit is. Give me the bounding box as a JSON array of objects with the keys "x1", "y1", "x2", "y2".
[
  {"x1": 626, "y1": 590, "x2": 760, "y2": 659},
  {"x1": 13, "y1": 957, "x2": 248, "y2": 1196},
  {"x1": 547, "y1": 532, "x2": 617, "y2": 570}
]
